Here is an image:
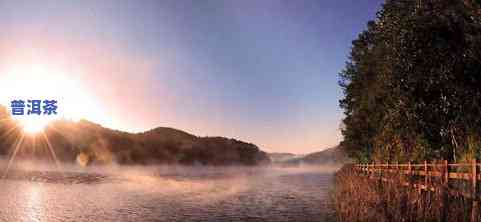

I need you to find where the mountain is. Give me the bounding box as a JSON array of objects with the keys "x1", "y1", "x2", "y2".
[
  {"x1": 268, "y1": 153, "x2": 299, "y2": 163},
  {"x1": 279, "y1": 146, "x2": 349, "y2": 166},
  {"x1": 0, "y1": 106, "x2": 270, "y2": 166}
]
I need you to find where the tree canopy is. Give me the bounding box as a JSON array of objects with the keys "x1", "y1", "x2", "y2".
[{"x1": 340, "y1": 0, "x2": 481, "y2": 163}]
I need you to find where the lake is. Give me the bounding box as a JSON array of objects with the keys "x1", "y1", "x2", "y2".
[{"x1": 0, "y1": 163, "x2": 337, "y2": 222}]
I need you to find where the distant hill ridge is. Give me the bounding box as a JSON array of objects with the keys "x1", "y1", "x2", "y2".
[
  {"x1": 140, "y1": 127, "x2": 197, "y2": 140},
  {"x1": 0, "y1": 106, "x2": 270, "y2": 166},
  {"x1": 268, "y1": 153, "x2": 300, "y2": 163},
  {"x1": 269, "y1": 146, "x2": 349, "y2": 166}
]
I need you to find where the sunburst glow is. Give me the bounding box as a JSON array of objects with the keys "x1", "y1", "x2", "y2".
[
  {"x1": 19, "y1": 118, "x2": 51, "y2": 134},
  {"x1": 0, "y1": 62, "x2": 111, "y2": 133}
]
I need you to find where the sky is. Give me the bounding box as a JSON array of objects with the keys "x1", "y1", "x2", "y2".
[{"x1": 0, "y1": 0, "x2": 384, "y2": 154}]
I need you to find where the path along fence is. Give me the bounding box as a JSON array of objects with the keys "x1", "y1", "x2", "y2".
[{"x1": 355, "y1": 160, "x2": 481, "y2": 222}]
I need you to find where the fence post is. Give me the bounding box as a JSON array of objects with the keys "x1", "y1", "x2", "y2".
[
  {"x1": 472, "y1": 159, "x2": 478, "y2": 222},
  {"x1": 385, "y1": 161, "x2": 391, "y2": 175},
  {"x1": 444, "y1": 160, "x2": 449, "y2": 184},
  {"x1": 367, "y1": 163, "x2": 373, "y2": 179},
  {"x1": 424, "y1": 160, "x2": 428, "y2": 189},
  {"x1": 396, "y1": 161, "x2": 401, "y2": 183},
  {"x1": 408, "y1": 162, "x2": 412, "y2": 184},
  {"x1": 441, "y1": 160, "x2": 449, "y2": 222},
  {"x1": 373, "y1": 162, "x2": 376, "y2": 178}
]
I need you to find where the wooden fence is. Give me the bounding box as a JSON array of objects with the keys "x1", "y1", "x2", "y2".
[{"x1": 355, "y1": 160, "x2": 480, "y2": 222}]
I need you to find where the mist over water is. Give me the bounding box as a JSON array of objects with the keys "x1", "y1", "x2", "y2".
[{"x1": 0, "y1": 160, "x2": 337, "y2": 222}]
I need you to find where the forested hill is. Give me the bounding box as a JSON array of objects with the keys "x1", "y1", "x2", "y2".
[
  {"x1": 0, "y1": 106, "x2": 270, "y2": 166},
  {"x1": 291, "y1": 146, "x2": 349, "y2": 165},
  {"x1": 271, "y1": 146, "x2": 349, "y2": 166},
  {"x1": 339, "y1": 1, "x2": 481, "y2": 163}
]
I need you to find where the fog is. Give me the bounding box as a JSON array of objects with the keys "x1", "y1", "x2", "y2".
[{"x1": 0, "y1": 159, "x2": 338, "y2": 221}]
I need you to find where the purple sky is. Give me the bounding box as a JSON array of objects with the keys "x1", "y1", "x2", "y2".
[{"x1": 0, "y1": 0, "x2": 383, "y2": 154}]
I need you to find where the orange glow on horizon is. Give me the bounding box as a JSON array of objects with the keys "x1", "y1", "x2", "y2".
[{"x1": 0, "y1": 62, "x2": 115, "y2": 133}]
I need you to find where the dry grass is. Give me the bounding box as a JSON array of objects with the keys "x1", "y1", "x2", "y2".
[{"x1": 332, "y1": 165, "x2": 476, "y2": 222}]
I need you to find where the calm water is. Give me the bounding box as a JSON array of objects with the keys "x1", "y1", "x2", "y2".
[{"x1": 0, "y1": 164, "x2": 337, "y2": 222}]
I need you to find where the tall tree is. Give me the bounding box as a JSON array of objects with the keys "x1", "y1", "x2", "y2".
[{"x1": 340, "y1": 0, "x2": 481, "y2": 163}]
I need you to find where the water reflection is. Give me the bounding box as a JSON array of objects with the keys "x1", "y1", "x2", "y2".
[
  {"x1": 25, "y1": 184, "x2": 43, "y2": 222},
  {"x1": 0, "y1": 166, "x2": 337, "y2": 222}
]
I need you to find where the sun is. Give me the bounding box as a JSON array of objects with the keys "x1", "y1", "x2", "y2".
[
  {"x1": 20, "y1": 118, "x2": 50, "y2": 134},
  {"x1": 0, "y1": 62, "x2": 111, "y2": 133}
]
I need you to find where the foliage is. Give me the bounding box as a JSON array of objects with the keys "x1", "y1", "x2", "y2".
[{"x1": 340, "y1": 0, "x2": 481, "y2": 162}]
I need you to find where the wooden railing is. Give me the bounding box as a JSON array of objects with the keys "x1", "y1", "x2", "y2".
[{"x1": 355, "y1": 160, "x2": 480, "y2": 222}]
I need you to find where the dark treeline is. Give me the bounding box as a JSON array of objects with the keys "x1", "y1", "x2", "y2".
[
  {"x1": 340, "y1": 0, "x2": 481, "y2": 163},
  {"x1": 0, "y1": 106, "x2": 270, "y2": 166}
]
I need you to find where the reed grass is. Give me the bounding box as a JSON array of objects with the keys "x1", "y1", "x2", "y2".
[{"x1": 332, "y1": 165, "x2": 476, "y2": 221}]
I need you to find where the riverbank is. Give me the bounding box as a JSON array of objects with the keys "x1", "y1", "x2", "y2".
[{"x1": 333, "y1": 165, "x2": 475, "y2": 221}]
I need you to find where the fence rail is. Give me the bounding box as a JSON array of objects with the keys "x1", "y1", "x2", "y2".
[
  {"x1": 356, "y1": 160, "x2": 481, "y2": 183},
  {"x1": 355, "y1": 160, "x2": 480, "y2": 222}
]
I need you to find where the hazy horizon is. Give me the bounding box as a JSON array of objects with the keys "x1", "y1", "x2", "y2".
[{"x1": 0, "y1": 0, "x2": 383, "y2": 154}]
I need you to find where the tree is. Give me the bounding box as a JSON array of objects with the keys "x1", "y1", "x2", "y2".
[{"x1": 340, "y1": 0, "x2": 481, "y2": 163}]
